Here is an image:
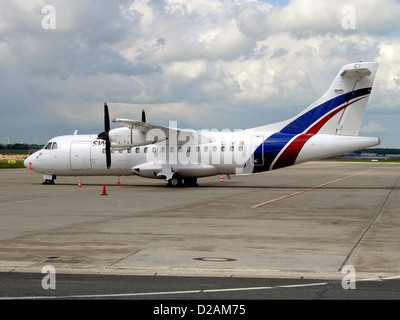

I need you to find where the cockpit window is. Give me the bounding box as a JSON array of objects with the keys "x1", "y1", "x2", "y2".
[
  {"x1": 44, "y1": 142, "x2": 52, "y2": 150},
  {"x1": 44, "y1": 142, "x2": 57, "y2": 150}
]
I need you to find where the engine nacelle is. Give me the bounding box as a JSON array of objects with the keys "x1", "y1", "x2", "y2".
[{"x1": 109, "y1": 127, "x2": 153, "y2": 149}]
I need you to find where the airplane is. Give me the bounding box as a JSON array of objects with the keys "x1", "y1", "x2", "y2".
[{"x1": 24, "y1": 61, "x2": 380, "y2": 187}]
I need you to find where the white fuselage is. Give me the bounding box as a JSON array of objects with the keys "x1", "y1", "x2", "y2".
[
  {"x1": 25, "y1": 130, "x2": 260, "y2": 178},
  {"x1": 24, "y1": 128, "x2": 379, "y2": 181}
]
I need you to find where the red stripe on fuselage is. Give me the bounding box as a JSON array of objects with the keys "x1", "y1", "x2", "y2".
[{"x1": 272, "y1": 134, "x2": 313, "y2": 169}]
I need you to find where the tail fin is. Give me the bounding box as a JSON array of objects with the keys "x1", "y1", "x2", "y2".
[{"x1": 280, "y1": 62, "x2": 379, "y2": 136}]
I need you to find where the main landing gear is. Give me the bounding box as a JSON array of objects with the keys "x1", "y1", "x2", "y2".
[{"x1": 167, "y1": 174, "x2": 197, "y2": 188}]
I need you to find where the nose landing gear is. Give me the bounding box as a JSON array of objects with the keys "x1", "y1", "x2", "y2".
[{"x1": 42, "y1": 175, "x2": 56, "y2": 185}]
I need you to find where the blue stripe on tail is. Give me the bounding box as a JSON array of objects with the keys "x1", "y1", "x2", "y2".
[{"x1": 280, "y1": 87, "x2": 371, "y2": 134}]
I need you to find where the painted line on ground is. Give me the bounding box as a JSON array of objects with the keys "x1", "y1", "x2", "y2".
[
  {"x1": 0, "y1": 281, "x2": 329, "y2": 300},
  {"x1": 3, "y1": 273, "x2": 399, "y2": 300},
  {"x1": 252, "y1": 170, "x2": 371, "y2": 209}
]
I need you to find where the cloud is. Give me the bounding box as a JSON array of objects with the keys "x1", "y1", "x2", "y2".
[
  {"x1": 265, "y1": 0, "x2": 400, "y2": 36},
  {"x1": 0, "y1": 0, "x2": 400, "y2": 148},
  {"x1": 360, "y1": 121, "x2": 385, "y2": 133}
]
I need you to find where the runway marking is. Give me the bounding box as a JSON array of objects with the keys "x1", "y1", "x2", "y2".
[
  {"x1": 0, "y1": 199, "x2": 36, "y2": 209},
  {"x1": 252, "y1": 170, "x2": 371, "y2": 209},
  {"x1": 3, "y1": 272, "x2": 400, "y2": 300},
  {"x1": 0, "y1": 281, "x2": 329, "y2": 300},
  {"x1": 3, "y1": 273, "x2": 400, "y2": 300}
]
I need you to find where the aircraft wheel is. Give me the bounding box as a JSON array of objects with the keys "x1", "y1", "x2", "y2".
[
  {"x1": 184, "y1": 177, "x2": 198, "y2": 187},
  {"x1": 42, "y1": 179, "x2": 55, "y2": 185},
  {"x1": 168, "y1": 175, "x2": 182, "y2": 187}
]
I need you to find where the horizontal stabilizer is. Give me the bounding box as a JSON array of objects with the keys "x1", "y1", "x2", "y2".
[{"x1": 340, "y1": 67, "x2": 372, "y2": 78}]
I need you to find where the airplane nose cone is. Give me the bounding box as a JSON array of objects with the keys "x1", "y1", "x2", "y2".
[{"x1": 24, "y1": 155, "x2": 32, "y2": 169}]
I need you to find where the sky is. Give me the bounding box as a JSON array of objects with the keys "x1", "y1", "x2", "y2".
[{"x1": 1, "y1": 0, "x2": 399, "y2": 148}]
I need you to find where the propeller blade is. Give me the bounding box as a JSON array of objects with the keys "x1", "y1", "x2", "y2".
[
  {"x1": 104, "y1": 102, "x2": 110, "y2": 132},
  {"x1": 142, "y1": 109, "x2": 146, "y2": 123},
  {"x1": 106, "y1": 140, "x2": 111, "y2": 169},
  {"x1": 98, "y1": 102, "x2": 111, "y2": 169}
]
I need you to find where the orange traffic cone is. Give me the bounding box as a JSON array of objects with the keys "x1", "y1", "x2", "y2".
[
  {"x1": 77, "y1": 179, "x2": 82, "y2": 188},
  {"x1": 219, "y1": 175, "x2": 223, "y2": 183},
  {"x1": 117, "y1": 176, "x2": 120, "y2": 185},
  {"x1": 101, "y1": 184, "x2": 108, "y2": 196}
]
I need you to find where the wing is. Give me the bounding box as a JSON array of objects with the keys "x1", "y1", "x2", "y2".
[{"x1": 112, "y1": 118, "x2": 211, "y2": 145}]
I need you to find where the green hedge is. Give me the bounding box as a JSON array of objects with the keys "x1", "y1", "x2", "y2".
[{"x1": 0, "y1": 160, "x2": 26, "y2": 168}]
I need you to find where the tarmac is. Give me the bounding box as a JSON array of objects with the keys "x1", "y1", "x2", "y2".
[{"x1": 0, "y1": 161, "x2": 399, "y2": 281}]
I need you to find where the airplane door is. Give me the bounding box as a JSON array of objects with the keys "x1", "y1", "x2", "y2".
[
  {"x1": 70, "y1": 141, "x2": 92, "y2": 170},
  {"x1": 251, "y1": 135, "x2": 264, "y2": 166}
]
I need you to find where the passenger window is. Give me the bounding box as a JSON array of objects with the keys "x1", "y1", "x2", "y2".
[
  {"x1": 135, "y1": 148, "x2": 140, "y2": 153},
  {"x1": 204, "y1": 146, "x2": 208, "y2": 152},
  {"x1": 239, "y1": 146, "x2": 243, "y2": 152},
  {"x1": 221, "y1": 146, "x2": 225, "y2": 152},
  {"x1": 213, "y1": 146, "x2": 217, "y2": 152},
  {"x1": 144, "y1": 147, "x2": 148, "y2": 153},
  {"x1": 230, "y1": 146, "x2": 234, "y2": 152}
]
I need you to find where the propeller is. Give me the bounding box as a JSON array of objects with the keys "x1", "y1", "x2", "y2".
[
  {"x1": 98, "y1": 104, "x2": 146, "y2": 169},
  {"x1": 142, "y1": 109, "x2": 146, "y2": 123},
  {"x1": 97, "y1": 102, "x2": 111, "y2": 169}
]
